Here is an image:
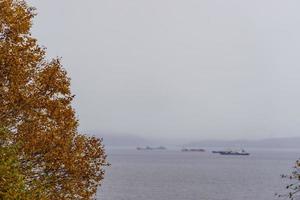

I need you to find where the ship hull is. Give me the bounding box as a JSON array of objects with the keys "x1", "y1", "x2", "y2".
[{"x1": 219, "y1": 152, "x2": 250, "y2": 156}]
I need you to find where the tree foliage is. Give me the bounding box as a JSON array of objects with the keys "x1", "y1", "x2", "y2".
[
  {"x1": 0, "y1": 0, "x2": 107, "y2": 199},
  {"x1": 0, "y1": 127, "x2": 31, "y2": 200},
  {"x1": 277, "y1": 160, "x2": 300, "y2": 200}
]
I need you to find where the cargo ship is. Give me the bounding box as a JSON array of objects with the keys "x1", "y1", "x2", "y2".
[
  {"x1": 136, "y1": 146, "x2": 166, "y2": 150},
  {"x1": 181, "y1": 148, "x2": 205, "y2": 152},
  {"x1": 217, "y1": 149, "x2": 250, "y2": 156}
]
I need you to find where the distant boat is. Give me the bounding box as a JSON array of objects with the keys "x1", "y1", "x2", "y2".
[
  {"x1": 156, "y1": 146, "x2": 167, "y2": 150},
  {"x1": 136, "y1": 146, "x2": 151, "y2": 150},
  {"x1": 212, "y1": 150, "x2": 225, "y2": 154},
  {"x1": 218, "y1": 149, "x2": 250, "y2": 156},
  {"x1": 136, "y1": 146, "x2": 166, "y2": 150},
  {"x1": 182, "y1": 148, "x2": 205, "y2": 152}
]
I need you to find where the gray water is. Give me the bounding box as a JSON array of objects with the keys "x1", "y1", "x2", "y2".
[{"x1": 97, "y1": 148, "x2": 299, "y2": 200}]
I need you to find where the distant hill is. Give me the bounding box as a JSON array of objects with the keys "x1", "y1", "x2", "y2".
[
  {"x1": 87, "y1": 131, "x2": 158, "y2": 148},
  {"x1": 86, "y1": 131, "x2": 300, "y2": 149},
  {"x1": 187, "y1": 137, "x2": 300, "y2": 149}
]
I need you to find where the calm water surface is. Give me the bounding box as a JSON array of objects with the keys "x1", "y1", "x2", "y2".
[{"x1": 97, "y1": 148, "x2": 300, "y2": 200}]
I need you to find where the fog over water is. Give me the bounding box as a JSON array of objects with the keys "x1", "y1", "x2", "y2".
[{"x1": 28, "y1": 0, "x2": 300, "y2": 140}]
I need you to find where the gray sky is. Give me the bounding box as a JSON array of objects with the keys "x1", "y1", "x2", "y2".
[{"x1": 27, "y1": 0, "x2": 300, "y2": 140}]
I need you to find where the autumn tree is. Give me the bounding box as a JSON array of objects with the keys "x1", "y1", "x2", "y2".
[
  {"x1": 277, "y1": 160, "x2": 300, "y2": 200},
  {"x1": 0, "y1": 0, "x2": 107, "y2": 199},
  {"x1": 0, "y1": 127, "x2": 32, "y2": 200}
]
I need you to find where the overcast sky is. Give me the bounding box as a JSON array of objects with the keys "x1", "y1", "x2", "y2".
[{"x1": 27, "y1": 0, "x2": 300, "y2": 140}]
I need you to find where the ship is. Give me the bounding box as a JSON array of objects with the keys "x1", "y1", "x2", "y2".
[
  {"x1": 212, "y1": 150, "x2": 225, "y2": 154},
  {"x1": 136, "y1": 146, "x2": 166, "y2": 150},
  {"x1": 218, "y1": 149, "x2": 250, "y2": 156},
  {"x1": 181, "y1": 148, "x2": 205, "y2": 152}
]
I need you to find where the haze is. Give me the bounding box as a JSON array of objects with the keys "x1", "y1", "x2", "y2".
[{"x1": 27, "y1": 0, "x2": 300, "y2": 141}]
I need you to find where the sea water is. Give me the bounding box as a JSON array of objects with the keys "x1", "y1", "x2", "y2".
[{"x1": 97, "y1": 148, "x2": 299, "y2": 200}]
